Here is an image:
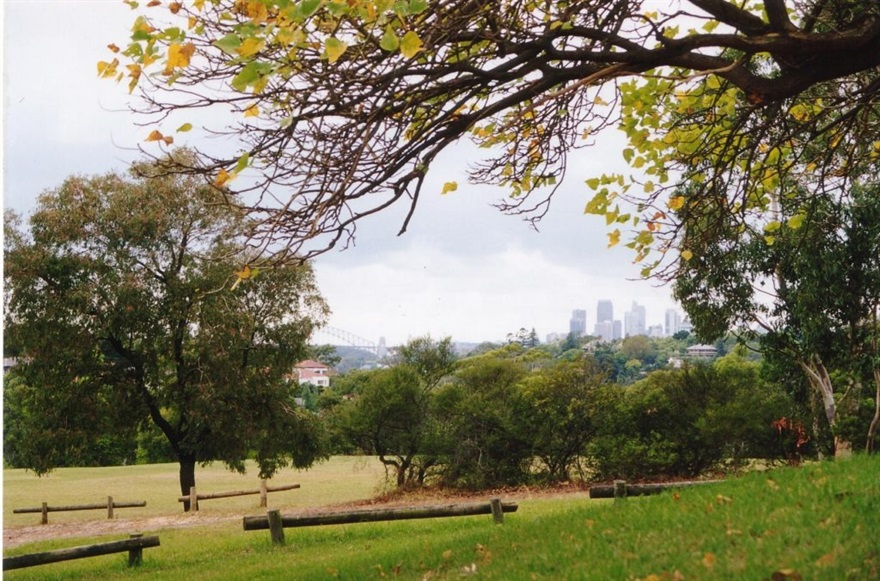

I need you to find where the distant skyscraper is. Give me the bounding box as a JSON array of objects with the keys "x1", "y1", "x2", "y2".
[
  {"x1": 624, "y1": 301, "x2": 647, "y2": 337},
  {"x1": 570, "y1": 309, "x2": 587, "y2": 336},
  {"x1": 596, "y1": 300, "x2": 614, "y2": 324},
  {"x1": 613, "y1": 320, "x2": 623, "y2": 340},
  {"x1": 594, "y1": 320, "x2": 613, "y2": 342},
  {"x1": 665, "y1": 309, "x2": 682, "y2": 337}
]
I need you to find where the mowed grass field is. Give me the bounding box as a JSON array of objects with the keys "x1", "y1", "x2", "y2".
[
  {"x1": 4, "y1": 454, "x2": 880, "y2": 580},
  {"x1": 4, "y1": 456, "x2": 389, "y2": 527}
]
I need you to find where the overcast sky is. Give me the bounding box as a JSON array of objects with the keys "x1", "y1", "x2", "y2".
[{"x1": 2, "y1": 1, "x2": 681, "y2": 346}]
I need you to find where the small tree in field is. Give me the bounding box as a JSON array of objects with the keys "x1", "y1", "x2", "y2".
[{"x1": 4, "y1": 154, "x2": 329, "y2": 510}]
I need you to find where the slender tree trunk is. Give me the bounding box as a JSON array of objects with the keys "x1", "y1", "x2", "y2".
[
  {"x1": 867, "y1": 369, "x2": 880, "y2": 454},
  {"x1": 179, "y1": 456, "x2": 197, "y2": 512},
  {"x1": 799, "y1": 355, "x2": 852, "y2": 458}
]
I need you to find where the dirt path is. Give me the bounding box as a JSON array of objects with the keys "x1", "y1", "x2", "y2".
[
  {"x1": 4, "y1": 514, "x2": 238, "y2": 550},
  {"x1": 4, "y1": 484, "x2": 590, "y2": 550}
]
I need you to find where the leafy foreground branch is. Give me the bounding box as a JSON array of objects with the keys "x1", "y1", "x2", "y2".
[{"x1": 104, "y1": 1, "x2": 880, "y2": 269}]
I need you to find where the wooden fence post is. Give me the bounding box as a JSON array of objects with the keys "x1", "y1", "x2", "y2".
[
  {"x1": 260, "y1": 480, "x2": 268, "y2": 508},
  {"x1": 41, "y1": 502, "x2": 48, "y2": 525},
  {"x1": 613, "y1": 480, "x2": 627, "y2": 501},
  {"x1": 128, "y1": 533, "x2": 143, "y2": 567},
  {"x1": 108, "y1": 496, "x2": 114, "y2": 520},
  {"x1": 190, "y1": 487, "x2": 199, "y2": 512},
  {"x1": 489, "y1": 498, "x2": 504, "y2": 524},
  {"x1": 267, "y1": 510, "x2": 285, "y2": 546}
]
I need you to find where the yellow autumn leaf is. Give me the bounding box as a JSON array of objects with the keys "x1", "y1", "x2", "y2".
[
  {"x1": 441, "y1": 181, "x2": 458, "y2": 194},
  {"x1": 166, "y1": 42, "x2": 195, "y2": 72},
  {"x1": 177, "y1": 122, "x2": 193, "y2": 132},
  {"x1": 237, "y1": 37, "x2": 265, "y2": 58},
  {"x1": 244, "y1": 104, "x2": 260, "y2": 117},
  {"x1": 668, "y1": 196, "x2": 685, "y2": 211},
  {"x1": 607, "y1": 229, "x2": 621, "y2": 247},
  {"x1": 126, "y1": 64, "x2": 142, "y2": 93},
  {"x1": 214, "y1": 168, "x2": 236, "y2": 187},
  {"x1": 145, "y1": 129, "x2": 165, "y2": 142},
  {"x1": 681, "y1": 249, "x2": 693, "y2": 261},
  {"x1": 400, "y1": 31, "x2": 423, "y2": 58},
  {"x1": 97, "y1": 58, "x2": 119, "y2": 78},
  {"x1": 324, "y1": 38, "x2": 347, "y2": 63}
]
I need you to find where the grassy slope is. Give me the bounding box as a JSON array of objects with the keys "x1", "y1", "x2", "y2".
[{"x1": 4, "y1": 455, "x2": 879, "y2": 580}]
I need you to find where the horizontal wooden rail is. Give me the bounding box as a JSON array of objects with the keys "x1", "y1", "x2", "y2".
[
  {"x1": 14, "y1": 501, "x2": 147, "y2": 514},
  {"x1": 244, "y1": 499, "x2": 517, "y2": 544},
  {"x1": 589, "y1": 479, "x2": 724, "y2": 499},
  {"x1": 3, "y1": 534, "x2": 160, "y2": 571},
  {"x1": 177, "y1": 481, "x2": 300, "y2": 512},
  {"x1": 13, "y1": 497, "x2": 146, "y2": 524}
]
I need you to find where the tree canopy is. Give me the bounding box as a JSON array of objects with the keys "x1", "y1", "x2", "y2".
[
  {"x1": 104, "y1": 0, "x2": 880, "y2": 268},
  {"x1": 4, "y1": 155, "x2": 329, "y2": 508}
]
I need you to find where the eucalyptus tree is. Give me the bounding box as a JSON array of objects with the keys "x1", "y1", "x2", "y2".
[{"x1": 4, "y1": 155, "x2": 329, "y2": 509}]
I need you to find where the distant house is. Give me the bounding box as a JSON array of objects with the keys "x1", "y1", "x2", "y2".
[
  {"x1": 292, "y1": 359, "x2": 331, "y2": 389},
  {"x1": 686, "y1": 344, "x2": 718, "y2": 359}
]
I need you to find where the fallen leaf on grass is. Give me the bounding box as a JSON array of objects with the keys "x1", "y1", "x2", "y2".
[
  {"x1": 770, "y1": 569, "x2": 803, "y2": 580},
  {"x1": 442, "y1": 549, "x2": 453, "y2": 560},
  {"x1": 767, "y1": 479, "x2": 780, "y2": 491},
  {"x1": 715, "y1": 494, "x2": 733, "y2": 505},
  {"x1": 816, "y1": 550, "x2": 838, "y2": 567},
  {"x1": 702, "y1": 552, "x2": 715, "y2": 568}
]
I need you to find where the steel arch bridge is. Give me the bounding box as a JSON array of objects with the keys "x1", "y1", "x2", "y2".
[{"x1": 310, "y1": 326, "x2": 386, "y2": 357}]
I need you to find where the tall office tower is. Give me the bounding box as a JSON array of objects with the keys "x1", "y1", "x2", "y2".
[
  {"x1": 594, "y1": 320, "x2": 613, "y2": 342},
  {"x1": 570, "y1": 309, "x2": 587, "y2": 336},
  {"x1": 596, "y1": 300, "x2": 614, "y2": 325},
  {"x1": 613, "y1": 320, "x2": 623, "y2": 340},
  {"x1": 665, "y1": 309, "x2": 681, "y2": 337},
  {"x1": 624, "y1": 301, "x2": 647, "y2": 337}
]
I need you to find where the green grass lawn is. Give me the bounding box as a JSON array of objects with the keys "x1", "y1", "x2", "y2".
[
  {"x1": 4, "y1": 456, "x2": 389, "y2": 527},
  {"x1": 4, "y1": 455, "x2": 879, "y2": 580}
]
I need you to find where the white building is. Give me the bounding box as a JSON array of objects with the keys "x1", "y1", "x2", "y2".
[{"x1": 292, "y1": 360, "x2": 331, "y2": 388}]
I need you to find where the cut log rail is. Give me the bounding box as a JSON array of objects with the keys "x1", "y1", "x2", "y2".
[
  {"x1": 3, "y1": 534, "x2": 160, "y2": 571},
  {"x1": 177, "y1": 481, "x2": 300, "y2": 512},
  {"x1": 244, "y1": 499, "x2": 518, "y2": 545},
  {"x1": 13, "y1": 497, "x2": 147, "y2": 524},
  {"x1": 589, "y1": 479, "x2": 724, "y2": 499}
]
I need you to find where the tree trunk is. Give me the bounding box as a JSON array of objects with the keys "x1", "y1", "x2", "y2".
[
  {"x1": 799, "y1": 356, "x2": 852, "y2": 458},
  {"x1": 867, "y1": 369, "x2": 880, "y2": 454},
  {"x1": 179, "y1": 457, "x2": 197, "y2": 512}
]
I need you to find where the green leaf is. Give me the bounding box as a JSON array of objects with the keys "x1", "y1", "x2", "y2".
[
  {"x1": 234, "y1": 152, "x2": 250, "y2": 174},
  {"x1": 408, "y1": 0, "x2": 428, "y2": 14},
  {"x1": 298, "y1": 0, "x2": 322, "y2": 18},
  {"x1": 214, "y1": 34, "x2": 242, "y2": 56},
  {"x1": 379, "y1": 26, "x2": 400, "y2": 52},
  {"x1": 176, "y1": 123, "x2": 193, "y2": 132},
  {"x1": 787, "y1": 214, "x2": 805, "y2": 229},
  {"x1": 231, "y1": 62, "x2": 263, "y2": 92}
]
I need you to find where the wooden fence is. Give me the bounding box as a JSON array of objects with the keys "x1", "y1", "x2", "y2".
[
  {"x1": 3, "y1": 533, "x2": 160, "y2": 571},
  {"x1": 177, "y1": 480, "x2": 300, "y2": 511},
  {"x1": 243, "y1": 498, "x2": 518, "y2": 545},
  {"x1": 589, "y1": 479, "x2": 724, "y2": 499},
  {"x1": 13, "y1": 497, "x2": 147, "y2": 525}
]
